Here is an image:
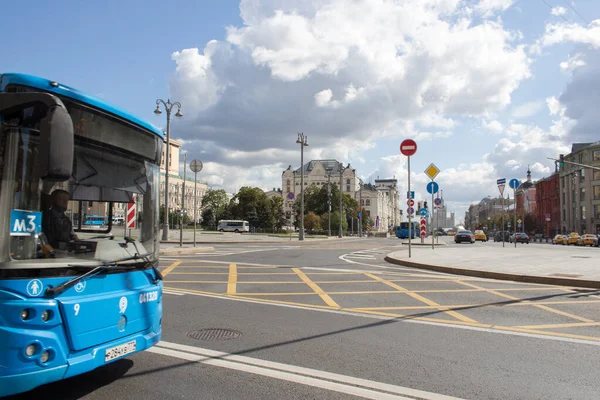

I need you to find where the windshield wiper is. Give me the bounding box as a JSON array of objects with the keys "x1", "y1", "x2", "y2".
[{"x1": 45, "y1": 251, "x2": 162, "y2": 297}]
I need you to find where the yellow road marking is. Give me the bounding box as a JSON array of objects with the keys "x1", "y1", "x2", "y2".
[
  {"x1": 292, "y1": 268, "x2": 340, "y2": 308},
  {"x1": 494, "y1": 326, "x2": 600, "y2": 342},
  {"x1": 161, "y1": 261, "x2": 182, "y2": 277},
  {"x1": 365, "y1": 273, "x2": 478, "y2": 324},
  {"x1": 348, "y1": 308, "x2": 490, "y2": 328},
  {"x1": 166, "y1": 281, "x2": 304, "y2": 284},
  {"x1": 514, "y1": 322, "x2": 600, "y2": 330},
  {"x1": 454, "y1": 280, "x2": 595, "y2": 323},
  {"x1": 353, "y1": 305, "x2": 475, "y2": 311},
  {"x1": 227, "y1": 264, "x2": 237, "y2": 294}
]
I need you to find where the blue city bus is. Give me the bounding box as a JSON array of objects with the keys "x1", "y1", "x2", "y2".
[
  {"x1": 396, "y1": 222, "x2": 419, "y2": 239},
  {"x1": 0, "y1": 73, "x2": 163, "y2": 396},
  {"x1": 84, "y1": 214, "x2": 108, "y2": 226}
]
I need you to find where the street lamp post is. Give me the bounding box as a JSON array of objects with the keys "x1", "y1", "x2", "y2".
[
  {"x1": 154, "y1": 99, "x2": 183, "y2": 241},
  {"x1": 339, "y1": 164, "x2": 344, "y2": 238},
  {"x1": 296, "y1": 133, "x2": 308, "y2": 241},
  {"x1": 327, "y1": 173, "x2": 332, "y2": 237},
  {"x1": 190, "y1": 159, "x2": 203, "y2": 247}
]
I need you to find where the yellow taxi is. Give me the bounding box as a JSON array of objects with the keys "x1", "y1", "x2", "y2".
[
  {"x1": 552, "y1": 234, "x2": 567, "y2": 245},
  {"x1": 577, "y1": 234, "x2": 598, "y2": 247},
  {"x1": 567, "y1": 232, "x2": 581, "y2": 245},
  {"x1": 474, "y1": 230, "x2": 487, "y2": 242}
]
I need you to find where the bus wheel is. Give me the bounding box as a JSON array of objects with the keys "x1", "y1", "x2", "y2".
[
  {"x1": 219, "y1": 229, "x2": 224, "y2": 232},
  {"x1": 234, "y1": 229, "x2": 239, "y2": 233}
]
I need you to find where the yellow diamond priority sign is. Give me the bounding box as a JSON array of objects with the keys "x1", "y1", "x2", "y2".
[{"x1": 425, "y1": 163, "x2": 440, "y2": 180}]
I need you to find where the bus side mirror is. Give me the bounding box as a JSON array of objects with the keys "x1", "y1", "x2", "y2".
[{"x1": 0, "y1": 92, "x2": 73, "y2": 181}]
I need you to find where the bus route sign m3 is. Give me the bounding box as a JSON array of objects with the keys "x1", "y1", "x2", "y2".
[{"x1": 10, "y1": 209, "x2": 42, "y2": 236}]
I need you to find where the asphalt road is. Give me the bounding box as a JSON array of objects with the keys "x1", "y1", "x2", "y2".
[{"x1": 9, "y1": 237, "x2": 600, "y2": 400}]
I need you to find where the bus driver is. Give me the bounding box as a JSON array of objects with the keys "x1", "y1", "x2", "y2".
[{"x1": 42, "y1": 189, "x2": 78, "y2": 250}]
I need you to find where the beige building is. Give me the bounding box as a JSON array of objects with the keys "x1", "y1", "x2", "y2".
[
  {"x1": 157, "y1": 138, "x2": 208, "y2": 223},
  {"x1": 281, "y1": 160, "x2": 400, "y2": 232},
  {"x1": 559, "y1": 142, "x2": 600, "y2": 234}
]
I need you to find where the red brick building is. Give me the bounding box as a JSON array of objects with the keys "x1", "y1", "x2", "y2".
[
  {"x1": 535, "y1": 172, "x2": 560, "y2": 237},
  {"x1": 515, "y1": 168, "x2": 537, "y2": 232}
]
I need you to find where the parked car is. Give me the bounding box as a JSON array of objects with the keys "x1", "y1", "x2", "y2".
[
  {"x1": 494, "y1": 231, "x2": 511, "y2": 242},
  {"x1": 474, "y1": 230, "x2": 487, "y2": 242},
  {"x1": 455, "y1": 230, "x2": 475, "y2": 244},
  {"x1": 509, "y1": 233, "x2": 530, "y2": 244},
  {"x1": 552, "y1": 234, "x2": 567, "y2": 245},
  {"x1": 567, "y1": 232, "x2": 581, "y2": 245},
  {"x1": 577, "y1": 234, "x2": 598, "y2": 247}
]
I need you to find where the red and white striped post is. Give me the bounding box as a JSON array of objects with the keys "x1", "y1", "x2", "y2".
[
  {"x1": 126, "y1": 196, "x2": 136, "y2": 237},
  {"x1": 420, "y1": 217, "x2": 427, "y2": 239}
]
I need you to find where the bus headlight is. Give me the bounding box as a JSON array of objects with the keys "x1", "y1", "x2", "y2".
[
  {"x1": 40, "y1": 351, "x2": 50, "y2": 363},
  {"x1": 25, "y1": 344, "x2": 37, "y2": 356},
  {"x1": 41, "y1": 310, "x2": 50, "y2": 321},
  {"x1": 20, "y1": 309, "x2": 30, "y2": 320}
]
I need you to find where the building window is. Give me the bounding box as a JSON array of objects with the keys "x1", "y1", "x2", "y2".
[
  {"x1": 346, "y1": 185, "x2": 350, "y2": 192},
  {"x1": 361, "y1": 199, "x2": 364, "y2": 206},
  {"x1": 346, "y1": 179, "x2": 350, "y2": 185},
  {"x1": 593, "y1": 150, "x2": 600, "y2": 161},
  {"x1": 594, "y1": 170, "x2": 600, "y2": 181},
  {"x1": 595, "y1": 204, "x2": 600, "y2": 219},
  {"x1": 595, "y1": 186, "x2": 600, "y2": 200},
  {"x1": 581, "y1": 169, "x2": 585, "y2": 182},
  {"x1": 366, "y1": 199, "x2": 371, "y2": 206},
  {"x1": 582, "y1": 205, "x2": 586, "y2": 220},
  {"x1": 581, "y1": 187, "x2": 586, "y2": 201}
]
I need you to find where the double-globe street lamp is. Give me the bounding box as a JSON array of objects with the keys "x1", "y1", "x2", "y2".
[{"x1": 154, "y1": 99, "x2": 183, "y2": 241}]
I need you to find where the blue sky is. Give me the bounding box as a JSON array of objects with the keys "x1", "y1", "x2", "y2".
[{"x1": 2, "y1": 0, "x2": 599, "y2": 222}]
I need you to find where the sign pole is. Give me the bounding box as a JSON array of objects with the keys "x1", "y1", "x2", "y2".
[
  {"x1": 189, "y1": 159, "x2": 203, "y2": 248},
  {"x1": 436, "y1": 203, "x2": 439, "y2": 244},
  {"x1": 514, "y1": 188, "x2": 517, "y2": 248},
  {"x1": 408, "y1": 156, "x2": 412, "y2": 257},
  {"x1": 502, "y1": 195, "x2": 505, "y2": 247},
  {"x1": 431, "y1": 184, "x2": 434, "y2": 250}
]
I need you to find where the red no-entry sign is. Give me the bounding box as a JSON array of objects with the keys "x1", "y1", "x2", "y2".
[{"x1": 400, "y1": 139, "x2": 417, "y2": 156}]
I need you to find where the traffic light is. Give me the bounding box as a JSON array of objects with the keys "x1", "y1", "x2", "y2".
[
  {"x1": 424, "y1": 201, "x2": 428, "y2": 209},
  {"x1": 559, "y1": 154, "x2": 564, "y2": 168}
]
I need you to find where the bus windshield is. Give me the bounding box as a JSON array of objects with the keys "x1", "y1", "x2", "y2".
[{"x1": 0, "y1": 87, "x2": 161, "y2": 271}]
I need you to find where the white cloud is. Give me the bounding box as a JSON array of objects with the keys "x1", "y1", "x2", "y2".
[
  {"x1": 559, "y1": 53, "x2": 586, "y2": 73},
  {"x1": 551, "y1": 7, "x2": 567, "y2": 16},
  {"x1": 510, "y1": 101, "x2": 544, "y2": 118},
  {"x1": 546, "y1": 96, "x2": 562, "y2": 116},
  {"x1": 167, "y1": 0, "x2": 534, "y2": 198},
  {"x1": 483, "y1": 119, "x2": 503, "y2": 133},
  {"x1": 542, "y1": 20, "x2": 600, "y2": 48},
  {"x1": 475, "y1": 0, "x2": 515, "y2": 17}
]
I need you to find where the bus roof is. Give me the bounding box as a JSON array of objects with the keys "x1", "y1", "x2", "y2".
[{"x1": 0, "y1": 73, "x2": 164, "y2": 139}]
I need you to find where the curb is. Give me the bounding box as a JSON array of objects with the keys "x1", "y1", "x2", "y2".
[
  {"x1": 159, "y1": 246, "x2": 214, "y2": 256},
  {"x1": 384, "y1": 255, "x2": 600, "y2": 289}
]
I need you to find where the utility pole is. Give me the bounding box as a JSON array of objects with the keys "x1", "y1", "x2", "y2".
[
  {"x1": 180, "y1": 152, "x2": 186, "y2": 247},
  {"x1": 296, "y1": 133, "x2": 308, "y2": 240},
  {"x1": 327, "y1": 173, "x2": 331, "y2": 237},
  {"x1": 339, "y1": 164, "x2": 344, "y2": 238}
]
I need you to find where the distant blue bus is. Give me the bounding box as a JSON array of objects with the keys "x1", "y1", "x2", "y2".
[
  {"x1": 84, "y1": 215, "x2": 108, "y2": 226},
  {"x1": 396, "y1": 222, "x2": 418, "y2": 239}
]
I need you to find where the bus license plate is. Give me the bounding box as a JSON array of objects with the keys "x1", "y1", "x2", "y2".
[{"x1": 105, "y1": 340, "x2": 136, "y2": 362}]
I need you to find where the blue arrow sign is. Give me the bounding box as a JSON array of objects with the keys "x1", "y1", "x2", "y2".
[
  {"x1": 426, "y1": 181, "x2": 439, "y2": 194},
  {"x1": 509, "y1": 178, "x2": 520, "y2": 189},
  {"x1": 407, "y1": 191, "x2": 415, "y2": 199},
  {"x1": 419, "y1": 208, "x2": 428, "y2": 216},
  {"x1": 497, "y1": 178, "x2": 506, "y2": 185}
]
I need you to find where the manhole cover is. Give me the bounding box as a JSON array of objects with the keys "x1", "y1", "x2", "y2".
[
  {"x1": 571, "y1": 256, "x2": 591, "y2": 259},
  {"x1": 550, "y1": 273, "x2": 583, "y2": 278},
  {"x1": 187, "y1": 328, "x2": 242, "y2": 341}
]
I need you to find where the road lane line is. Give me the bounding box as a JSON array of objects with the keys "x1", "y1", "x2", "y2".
[
  {"x1": 162, "y1": 289, "x2": 185, "y2": 296},
  {"x1": 365, "y1": 273, "x2": 479, "y2": 324},
  {"x1": 292, "y1": 268, "x2": 340, "y2": 308},
  {"x1": 513, "y1": 321, "x2": 600, "y2": 330},
  {"x1": 227, "y1": 263, "x2": 237, "y2": 294},
  {"x1": 161, "y1": 260, "x2": 182, "y2": 277},
  {"x1": 151, "y1": 341, "x2": 465, "y2": 400},
  {"x1": 454, "y1": 280, "x2": 594, "y2": 323},
  {"x1": 162, "y1": 286, "x2": 600, "y2": 345}
]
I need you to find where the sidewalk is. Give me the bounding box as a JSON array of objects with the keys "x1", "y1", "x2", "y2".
[{"x1": 385, "y1": 239, "x2": 600, "y2": 289}]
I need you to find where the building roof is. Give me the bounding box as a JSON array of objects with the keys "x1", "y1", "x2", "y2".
[
  {"x1": 293, "y1": 159, "x2": 345, "y2": 174},
  {"x1": 572, "y1": 143, "x2": 594, "y2": 153}
]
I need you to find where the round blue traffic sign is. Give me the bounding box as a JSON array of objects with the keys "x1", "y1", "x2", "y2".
[
  {"x1": 426, "y1": 181, "x2": 439, "y2": 194},
  {"x1": 509, "y1": 178, "x2": 520, "y2": 189},
  {"x1": 407, "y1": 207, "x2": 415, "y2": 215},
  {"x1": 434, "y1": 198, "x2": 442, "y2": 206}
]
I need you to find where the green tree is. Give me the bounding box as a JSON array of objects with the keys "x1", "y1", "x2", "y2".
[
  {"x1": 329, "y1": 211, "x2": 348, "y2": 233},
  {"x1": 269, "y1": 196, "x2": 286, "y2": 230},
  {"x1": 201, "y1": 189, "x2": 229, "y2": 228}
]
